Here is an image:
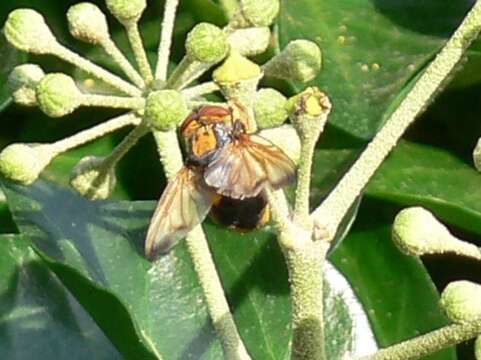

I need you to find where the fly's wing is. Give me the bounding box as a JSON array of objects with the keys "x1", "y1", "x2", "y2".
[
  {"x1": 204, "y1": 134, "x2": 296, "y2": 199},
  {"x1": 145, "y1": 167, "x2": 214, "y2": 259}
]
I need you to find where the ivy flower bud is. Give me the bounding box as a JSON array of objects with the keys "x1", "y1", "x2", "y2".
[
  {"x1": 440, "y1": 281, "x2": 481, "y2": 324},
  {"x1": 70, "y1": 156, "x2": 116, "y2": 200},
  {"x1": 475, "y1": 336, "x2": 481, "y2": 360},
  {"x1": 259, "y1": 125, "x2": 301, "y2": 164},
  {"x1": 239, "y1": 0, "x2": 280, "y2": 27},
  {"x1": 186, "y1": 23, "x2": 229, "y2": 64},
  {"x1": 8, "y1": 64, "x2": 45, "y2": 106},
  {"x1": 67, "y1": 3, "x2": 109, "y2": 44},
  {"x1": 213, "y1": 51, "x2": 262, "y2": 119},
  {"x1": 4, "y1": 9, "x2": 58, "y2": 54},
  {"x1": 473, "y1": 137, "x2": 481, "y2": 172},
  {"x1": 0, "y1": 143, "x2": 53, "y2": 184},
  {"x1": 228, "y1": 27, "x2": 271, "y2": 57},
  {"x1": 144, "y1": 90, "x2": 188, "y2": 131},
  {"x1": 392, "y1": 207, "x2": 481, "y2": 260},
  {"x1": 36, "y1": 73, "x2": 82, "y2": 118},
  {"x1": 106, "y1": 0, "x2": 146, "y2": 23},
  {"x1": 254, "y1": 88, "x2": 288, "y2": 129},
  {"x1": 264, "y1": 40, "x2": 322, "y2": 82}
]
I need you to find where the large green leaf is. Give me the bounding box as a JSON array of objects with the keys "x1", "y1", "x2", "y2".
[
  {"x1": 367, "y1": 141, "x2": 481, "y2": 236},
  {"x1": 0, "y1": 234, "x2": 121, "y2": 359},
  {"x1": 330, "y1": 199, "x2": 456, "y2": 360},
  {"x1": 278, "y1": 0, "x2": 474, "y2": 139},
  {"x1": 2, "y1": 179, "x2": 361, "y2": 359}
]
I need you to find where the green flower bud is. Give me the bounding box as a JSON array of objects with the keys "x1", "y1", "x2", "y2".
[
  {"x1": 392, "y1": 207, "x2": 481, "y2": 259},
  {"x1": 106, "y1": 0, "x2": 146, "y2": 23},
  {"x1": 213, "y1": 51, "x2": 262, "y2": 84},
  {"x1": 4, "y1": 9, "x2": 58, "y2": 54},
  {"x1": 144, "y1": 90, "x2": 188, "y2": 131},
  {"x1": 264, "y1": 40, "x2": 322, "y2": 82},
  {"x1": 254, "y1": 88, "x2": 288, "y2": 129},
  {"x1": 240, "y1": 0, "x2": 280, "y2": 27},
  {"x1": 228, "y1": 27, "x2": 271, "y2": 57},
  {"x1": 259, "y1": 125, "x2": 301, "y2": 164},
  {"x1": 70, "y1": 156, "x2": 116, "y2": 200},
  {"x1": 67, "y1": 3, "x2": 109, "y2": 44},
  {"x1": 474, "y1": 137, "x2": 481, "y2": 172},
  {"x1": 440, "y1": 281, "x2": 481, "y2": 323},
  {"x1": 0, "y1": 143, "x2": 53, "y2": 184},
  {"x1": 185, "y1": 23, "x2": 229, "y2": 64},
  {"x1": 36, "y1": 73, "x2": 82, "y2": 118},
  {"x1": 8, "y1": 64, "x2": 45, "y2": 106},
  {"x1": 475, "y1": 336, "x2": 481, "y2": 360}
]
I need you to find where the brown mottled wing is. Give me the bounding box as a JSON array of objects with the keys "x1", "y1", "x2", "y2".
[
  {"x1": 145, "y1": 167, "x2": 214, "y2": 259},
  {"x1": 204, "y1": 134, "x2": 296, "y2": 199}
]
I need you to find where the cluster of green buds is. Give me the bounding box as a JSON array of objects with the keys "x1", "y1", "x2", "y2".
[{"x1": 0, "y1": 0, "x2": 324, "y2": 200}]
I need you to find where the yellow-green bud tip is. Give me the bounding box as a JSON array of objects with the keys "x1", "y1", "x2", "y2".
[
  {"x1": 264, "y1": 40, "x2": 322, "y2": 82},
  {"x1": 36, "y1": 73, "x2": 82, "y2": 118},
  {"x1": 240, "y1": 0, "x2": 280, "y2": 27},
  {"x1": 70, "y1": 156, "x2": 116, "y2": 200},
  {"x1": 186, "y1": 23, "x2": 229, "y2": 64},
  {"x1": 144, "y1": 90, "x2": 188, "y2": 131},
  {"x1": 473, "y1": 137, "x2": 481, "y2": 172},
  {"x1": 8, "y1": 64, "x2": 45, "y2": 106},
  {"x1": 0, "y1": 143, "x2": 52, "y2": 184},
  {"x1": 4, "y1": 9, "x2": 58, "y2": 54},
  {"x1": 258, "y1": 125, "x2": 301, "y2": 164},
  {"x1": 67, "y1": 3, "x2": 109, "y2": 44},
  {"x1": 287, "y1": 87, "x2": 331, "y2": 118},
  {"x1": 106, "y1": 0, "x2": 146, "y2": 23},
  {"x1": 228, "y1": 27, "x2": 271, "y2": 57},
  {"x1": 440, "y1": 281, "x2": 481, "y2": 324},
  {"x1": 254, "y1": 88, "x2": 288, "y2": 129},
  {"x1": 213, "y1": 51, "x2": 261, "y2": 84}
]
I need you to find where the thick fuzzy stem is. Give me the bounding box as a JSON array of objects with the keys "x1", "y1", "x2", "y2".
[
  {"x1": 359, "y1": 321, "x2": 481, "y2": 360},
  {"x1": 152, "y1": 130, "x2": 251, "y2": 360},
  {"x1": 124, "y1": 21, "x2": 153, "y2": 83},
  {"x1": 155, "y1": 0, "x2": 179, "y2": 81},
  {"x1": 311, "y1": 0, "x2": 481, "y2": 240}
]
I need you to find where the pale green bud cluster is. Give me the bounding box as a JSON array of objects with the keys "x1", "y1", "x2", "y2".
[
  {"x1": 228, "y1": 27, "x2": 271, "y2": 57},
  {"x1": 70, "y1": 156, "x2": 117, "y2": 200},
  {"x1": 239, "y1": 0, "x2": 280, "y2": 27},
  {"x1": 36, "y1": 73, "x2": 82, "y2": 118},
  {"x1": 106, "y1": 0, "x2": 146, "y2": 23},
  {"x1": 67, "y1": 3, "x2": 109, "y2": 44},
  {"x1": 0, "y1": 143, "x2": 53, "y2": 184},
  {"x1": 474, "y1": 137, "x2": 481, "y2": 172},
  {"x1": 440, "y1": 281, "x2": 481, "y2": 323},
  {"x1": 186, "y1": 23, "x2": 229, "y2": 64},
  {"x1": 4, "y1": 9, "x2": 58, "y2": 54},
  {"x1": 8, "y1": 64, "x2": 45, "y2": 106},
  {"x1": 254, "y1": 88, "x2": 288, "y2": 129},
  {"x1": 264, "y1": 40, "x2": 322, "y2": 82},
  {"x1": 144, "y1": 90, "x2": 188, "y2": 131}
]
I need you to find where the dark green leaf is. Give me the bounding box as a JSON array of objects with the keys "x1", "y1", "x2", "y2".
[
  {"x1": 331, "y1": 199, "x2": 456, "y2": 360},
  {"x1": 278, "y1": 0, "x2": 474, "y2": 139},
  {"x1": 0, "y1": 34, "x2": 25, "y2": 113},
  {"x1": 0, "y1": 234, "x2": 121, "y2": 359},
  {"x1": 3, "y1": 179, "x2": 362, "y2": 359}
]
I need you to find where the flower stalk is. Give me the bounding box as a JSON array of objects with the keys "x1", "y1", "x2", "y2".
[{"x1": 155, "y1": 0, "x2": 179, "y2": 81}]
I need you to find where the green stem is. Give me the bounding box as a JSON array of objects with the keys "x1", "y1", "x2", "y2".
[
  {"x1": 102, "y1": 124, "x2": 149, "y2": 169},
  {"x1": 359, "y1": 321, "x2": 481, "y2": 360},
  {"x1": 155, "y1": 0, "x2": 179, "y2": 81},
  {"x1": 81, "y1": 95, "x2": 145, "y2": 110},
  {"x1": 311, "y1": 0, "x2": 481, "y2": 239},
  {"x1": 166, "y1": 57, "x2": 212, "y2": 90},
  {"x1": 52, "y1": 44, "x2": 141, "y2": 97},
  {"x1": 152, "y1": 130, "x2": 251, "y2": 360},
  {"x1": 182, "y1": 81, "x2": 220, "y2": 99},
  {"x1": 124, "y1": 21, "x2": 153, "y2": 83}
]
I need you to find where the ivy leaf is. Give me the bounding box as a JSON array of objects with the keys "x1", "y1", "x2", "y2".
[
  {"x1": 278, "y1": 0, "x2": 474, "y2": 140},
  {"x1": 0, "y1": 234, "x2": 121, "y2": 359}
]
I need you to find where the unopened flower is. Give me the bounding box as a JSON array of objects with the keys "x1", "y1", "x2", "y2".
[
  {"x1": 144, "y1": 90, "x2": 188, "y2": 131},
  {"x1": 440, "y1": 281, "x2": 481, "y2": 323},
  {"x1": 8, "y1": 64, "x2": 45, "y2": 106},
  {"x1": 70, "y1": 156, "x2": 117, "y2": 200},
  {"x1": 254, "y1": 88, "x2": 288, "y2": 129},
  {"x1": 67, "y1": 3, "x2": 110, "y2": 44}
]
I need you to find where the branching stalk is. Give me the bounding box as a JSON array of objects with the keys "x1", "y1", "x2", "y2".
[
  {"x1": 166, "y1": 57, "x2": 212, "y2": 90},
  {"x1": 155, "y1": 0, "x2": 179, "y2": 81},
  {"x1": 152, "y1": 130, "x2": 251, "y2": 360},
  {"x1": 124, "y1": 21, "x2": 153, "y2": 83},
  {"x1": 81, "y1": 95, "x2": 145, "y2": 110},
  {"x1": 358, "y1": 320, "x2": 481, "y2": 360},
  {"x1": 311, "y1": 0, "x2": 481, "y2": 239},
  {"x1": 182, "y1": 81, "x2": 220, "y2": 99}
]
